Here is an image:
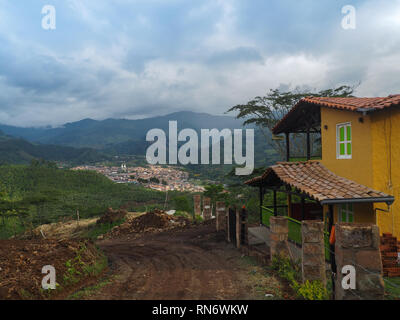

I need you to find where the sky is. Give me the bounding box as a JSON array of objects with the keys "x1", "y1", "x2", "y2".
[{"x1": 1, "y1": 0, "x2": 400, "y2": 127}]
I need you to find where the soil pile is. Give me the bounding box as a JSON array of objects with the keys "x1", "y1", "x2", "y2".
[
  {"x1": 0, "y1": 239, "x2": 104, "y2": 300},
  {"x1": 105, "y1": 209, "x2": 190, "y2": 239}
]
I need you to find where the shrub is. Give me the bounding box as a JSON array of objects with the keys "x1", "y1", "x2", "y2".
[{"x1": 270, "y1": 254, "x2": 329, "y2": 300}]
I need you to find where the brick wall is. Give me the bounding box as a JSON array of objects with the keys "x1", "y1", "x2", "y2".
[{"x1": 380, "y1": 233, "x2": 400, "y2": 277}]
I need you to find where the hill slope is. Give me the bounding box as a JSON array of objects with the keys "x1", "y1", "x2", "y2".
[
  {"x1": 0, "y1": 131, "x2": 110, "y2": 165},
  {"x1": 0, "y1": 111, "x2": 280, "y2": 167}
]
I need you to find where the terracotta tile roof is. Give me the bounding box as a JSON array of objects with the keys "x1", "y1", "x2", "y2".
[
  {"x1": 272, "y1": 94, "x2": 400, "y2": 134},
  {"x1": 245, "y1": 161, "x2": 394, "y2": 205}
]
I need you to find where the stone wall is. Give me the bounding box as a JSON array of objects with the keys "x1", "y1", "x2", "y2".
[
  {"x1": 202, "y1": 197, "x2": 212, "y2": 220},
  {"x1": 301, "y1": 220, "x2": 326, "y2": 285},
  {"x1": 269, "y1": 216, "x2": 290, "y2": 258},
  {"x1": 335, "y1": 223, "x2": 384, "y2": 300}
]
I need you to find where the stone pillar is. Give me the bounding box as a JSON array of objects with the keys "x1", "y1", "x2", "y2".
[
  {"x1": 194, "y1": 195, "x2": 201, "y2": 216},
  {"x1": 203, "y1": 197, "x2": 212, "y2": 221},
  {"x1": 216, "y1": 202, "x2": 226, "y2": 232},
  {"x1": 269, "y1": 216, "x2": 290, "y2": 258},
  {"x1": 335, "y1": 223, "x2": 384, "y2": 300},
  {"x1": 301, "y1": 220, "x2": 326, "y2": 285}
]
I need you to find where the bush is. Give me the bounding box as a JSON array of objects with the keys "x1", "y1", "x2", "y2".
[{"x1": 270, "y1": 254, "x2": 329, "y2": 300}]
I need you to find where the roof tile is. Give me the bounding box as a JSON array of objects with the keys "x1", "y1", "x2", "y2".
[{"x1": 245, "y1": 161, "x2": 393, "y2": 204}]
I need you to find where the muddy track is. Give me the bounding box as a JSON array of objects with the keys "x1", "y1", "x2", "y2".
[{"x1": 85, "y1": 223, "x2": 264, "y2": 300}]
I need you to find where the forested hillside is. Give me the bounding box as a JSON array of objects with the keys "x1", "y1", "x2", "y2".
[
  {"x1": 0, "y1": 131, "x2": 110, "y2": 165},
  {"x1": 0, "y1": 165, "x2": 191, "y2": 238}
]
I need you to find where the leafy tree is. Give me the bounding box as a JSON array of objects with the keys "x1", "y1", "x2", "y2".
[
  {"x1": 150, "y1": 177, "x2": 160, "y2": 184},
  {"x1": 226, "y1": 85, "x2": 356, "y2": 159}
]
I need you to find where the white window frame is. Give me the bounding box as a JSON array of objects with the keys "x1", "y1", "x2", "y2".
[
  {"x1": 338, "y1": 203, "x2": 354, "y2": 223},
  {"x1": 336, "y1": 122, "x2": 352, "y2": 159}
]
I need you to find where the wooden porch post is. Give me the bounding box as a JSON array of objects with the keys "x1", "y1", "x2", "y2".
[
  {"x1": 259, "y1": 186, "x2": 263, "y2": 225},
  {"x1": 301, "y1": 197, "x2": 305, "y2": 220},
  {"x1": 306, "y1": 129, "x2": 311, "y2": 160},
  {"x1": 285, "y1": 132, "x2": 290, "y2": 162},
  {"x1": 273, "y1": 189, "x2": 277, "y2": 217}
]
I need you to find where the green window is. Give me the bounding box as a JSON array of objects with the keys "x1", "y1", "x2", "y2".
[
  {"x1": 337, "y1": 123, "x2": 352, "y2": 159},
  {"x1": 339, "y1": 203, "x2": 354, "y2": 222}
]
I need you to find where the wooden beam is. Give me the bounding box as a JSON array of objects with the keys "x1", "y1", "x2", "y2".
[
  {"x1": 259, "y1": 187, "x2": 263, "y2": 225},
  {"x1": 306, "y1": 130, "x2": 311, "y2": 160},
  {"x1": 285, "y1": 132, "x2": 290, "y2": 162},
  {"x1": 301, "y1": 197, "x2": 305, "y2": 220}
]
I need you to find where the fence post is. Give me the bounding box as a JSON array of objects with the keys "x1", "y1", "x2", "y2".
[
  {"x1": 240, "y1": 207, "x2": 248, "y2": 246},
  {"x1": 301, "y1": 220, "x2": 326, "y2": 285},
  {"x1": 335, "y1": 223, "x2": 384, "y2": 300},
  {"x1": 269, "y1": 216, "x2": 290, "y2": 258},
  {"x1": 216, "y1": 202, "x2": 226, "y2": 232},
  {"x1": 226, "y1": 207, "x2": 232, "y2": 243},
  {"x1": 203, "y1": 197, "x2": 212, "y2": 220},
  {"x1": 194, "y1": 195, "x2": 201, "y2": 217},
  {"x1": 236, "y1": 209, "x2": 241, "y2": 248}
]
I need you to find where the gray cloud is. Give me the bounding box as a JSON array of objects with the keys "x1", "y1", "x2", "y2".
[{"x1": 0, "y1": 0, "x2": 399, "y2": 127}]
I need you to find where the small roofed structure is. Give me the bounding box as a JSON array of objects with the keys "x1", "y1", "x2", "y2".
[{"x1": 246, "y1": 161, "x2": 394, "y2": 224}]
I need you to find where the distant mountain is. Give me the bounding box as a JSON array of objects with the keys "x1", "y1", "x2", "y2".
[
  {"x1": 0, "y1": 130, "x2": 110, "y2": 165},
  {"x1": 0, "y1": 111, "x2": 280, "y2": 167},
  {"x1": 0, "y1": 112, "x2": 247, "y2": 149}
]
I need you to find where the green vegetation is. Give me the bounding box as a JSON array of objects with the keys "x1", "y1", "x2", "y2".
[
  {"x1": 0, "y1": 164, "x2": 192, "y2": 239},
  {"x1": 270, "y1": 254, "x2": 329, "y2": 300},
  {"x1": 68, "y1": 278, "x2": 112, "y2": 300},
  {"x1": 63, "y1": 242, "x2": 108, "y2": 287},
  {"x1": 0, "y1": 130, "x2": 109, "y2": 165},
  {"x1": 384, "y1": 277, "x2": 400, "y2": 300},
  {"x1": 226, "y1": 85, "x2": 355, "y2": 159}
]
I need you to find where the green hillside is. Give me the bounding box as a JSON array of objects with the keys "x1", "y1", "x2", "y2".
[
  {"x1": 0, "y1": 164, "x2": 189, "y2": 238},
  {"x1": 0, "y1": 131, "x2": 110, "y2": 165}
]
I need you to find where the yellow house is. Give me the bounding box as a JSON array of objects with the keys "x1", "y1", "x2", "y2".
[{"x1": 246, "y1": 95, "x2": 400, "y2": 237}]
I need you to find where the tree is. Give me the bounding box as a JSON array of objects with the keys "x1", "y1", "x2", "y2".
[
  {"x1": 226, "y1": 85, "x2": 356, "y2": 159},
  {"x1": 150, "y1": 177, "x2": 160, "y2": 184},
  {"x1": 204, "y1": 184, "x2": 227, "y2": 215}
]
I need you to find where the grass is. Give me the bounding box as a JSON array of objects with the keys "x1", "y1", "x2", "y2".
[
  {"x1": 60, "y1": 243, "x2": 108, "y2": 290},
  {"x1": 238, "y1": 255, "x2": 291, "y2": 300},
  {"x1": 384, "y1": 277, "x2": 400, "y2": 300},
  {"x1": 67, "y1": 278, "x2": 112, "y2": 300}
]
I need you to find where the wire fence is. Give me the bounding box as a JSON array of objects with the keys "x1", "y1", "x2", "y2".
[
  {"x1": 261, "y1": 206, "x2": 400, "y2": 299},
  {"x1": 323, "y1": 244, "x2": 400, "y2": 300}
]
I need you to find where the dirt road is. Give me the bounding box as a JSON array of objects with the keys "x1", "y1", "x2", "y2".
[{"x1": 84, "y1": 223, "x2": 288, "y2": 300}]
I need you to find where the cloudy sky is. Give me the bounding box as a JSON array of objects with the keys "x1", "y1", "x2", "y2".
[{"x1": 0, "y1": 0, "x2": 400, "y2": 127}]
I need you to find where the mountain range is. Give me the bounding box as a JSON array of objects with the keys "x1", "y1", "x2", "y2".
[{"x1": 0, "y1": 111, "x2": 279, "y2": 167}]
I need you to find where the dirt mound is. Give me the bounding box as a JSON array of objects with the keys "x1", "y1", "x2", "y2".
[
  {"x1": 105, "y1": 209, "x2": 190, "y2": 239},
  {"x1": 96, "y1": 208, "x2": 127, "y2": 225},
  {"x1": 20, "y1": 217, "x2": 99, "y2": 240},
  {"x1": 0, "y1": 239, "x2": 106, "y2": 300}
]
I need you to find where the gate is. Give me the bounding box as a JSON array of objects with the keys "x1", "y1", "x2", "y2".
[{"x1": 228, "y1": 208, "x2": 236, "y2": 243}]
